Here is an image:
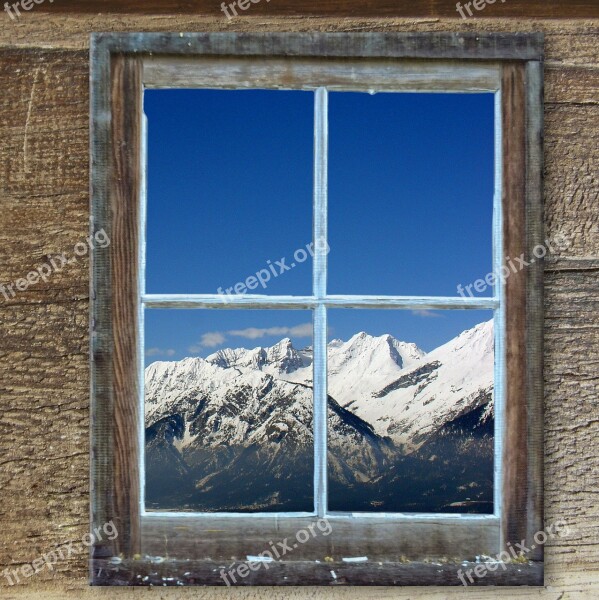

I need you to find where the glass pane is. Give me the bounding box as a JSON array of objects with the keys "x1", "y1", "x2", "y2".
[
  {"x1": 326, "y1": 309, "x2": 494, "y2": 513},
  {"x1": 144, "y1": 309, "x2": 314, "y2": 512},
  {"x1": 145, "y1": 89, "x2": 313, "y2": 295},
  {"x1": 328, "y1": 92, "x2": 495, "y2": 297}
]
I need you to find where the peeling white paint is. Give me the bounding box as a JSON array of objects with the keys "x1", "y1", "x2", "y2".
[
  {"x1": 246, "y1": 555, "x2": 274, "y2": 562},
  {"x1": 342, "y1": 556, "x2": 368, "y2": 563}
]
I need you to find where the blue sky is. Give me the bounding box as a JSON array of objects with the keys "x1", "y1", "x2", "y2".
[{"x1": 144, "y1": 89, "x2": 494, "y2": 363}]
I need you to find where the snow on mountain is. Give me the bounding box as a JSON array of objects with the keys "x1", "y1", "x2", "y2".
[
  {"x1": 144, "y1": 320, "x2": 494, "y2": 511},
  {"x1": 326, "y1": 332, "x2": 425, "y2": 418},
  {"x1": 144, "y1": 351, "x2": 391, "y2": 511},
  {"x1": 339, "y1": 320, "x2": 494, "y2": 450},
  {"x1": 146, "y1": 359, "x2": 386, "y2": 454},
  {"x1": 146, "y1": 320, "x2": 494, "y2": 451},
  {"x1": 205, "y1": 338, "x2": 308, "y2": 377}
]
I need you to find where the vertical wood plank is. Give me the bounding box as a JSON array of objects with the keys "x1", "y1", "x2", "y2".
[
  {"x1": 110, "y1": 54, "x2": 143, "y2": 557},
  {"x1": 90, "y1": 36, "x2": 114, "y2": 565},
  {"x1": 525, "y1": 59, "x2": 545, "y2": 562},
  {"x1": 501, "y1": 62, "x2": 529, "y2": 553}
]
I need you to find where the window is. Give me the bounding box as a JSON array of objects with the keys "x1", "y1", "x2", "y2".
[{"x1": 91, "y1": 32, "x2": 544, "y2": 586}]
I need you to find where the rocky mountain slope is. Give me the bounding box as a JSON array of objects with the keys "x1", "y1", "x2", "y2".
[{"x1": 145, "y1": 321, "x2": 494, "y2": 513}]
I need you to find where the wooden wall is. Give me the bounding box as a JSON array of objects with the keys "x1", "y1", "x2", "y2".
[{"x1": 0, "y1": 8, "x2": 598, "y2": 599}]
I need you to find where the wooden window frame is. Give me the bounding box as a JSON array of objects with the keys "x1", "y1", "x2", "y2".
[{"x1": 90, "y1": 32, "x2": 544, "y2": 586}]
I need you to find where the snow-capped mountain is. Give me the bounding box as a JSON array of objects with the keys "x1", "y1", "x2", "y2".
[
  {"x1": 144, "y1": 320, "x2": 494, "y2": 513},
  {"x1": 337, "y1": 320, "x2": 494, "y2": 450},
  {"x1": 205, "y1": 338, "x2": 309, "y2": 376}
]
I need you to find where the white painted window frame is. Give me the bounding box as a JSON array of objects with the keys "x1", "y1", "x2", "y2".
[{"x1": 139, "y1": 59, "x2": 504, "y2": 522}]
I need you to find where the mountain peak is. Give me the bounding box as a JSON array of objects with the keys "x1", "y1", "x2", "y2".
[
  {"x1": 338, "y1": 331, "x2": 424, "y2": 369},
  {"x1": 348, "y1": 331, "x2": 375, "y2": 343},
  {"x1": 146, "y1": 320, "x2": 494, "y2": 455},
  {"x1": 266, "y1": 338, "x2": 304, "y2": 373},
  {"x1": 206, "y1": 346, "x2": 266, "y2": 371},
  {"x1": 203, "y1": 338, "x2": 305, "y2": 375}
]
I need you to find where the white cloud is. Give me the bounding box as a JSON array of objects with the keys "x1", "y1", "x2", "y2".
[
  {"x1": 288, "y1": 323, "x2": 313, "y2": 337},
  {"x1": 189, "y1": 331, "x2": 226, "y2": 352},
  {"x1": 411, "y1": 309, "x2": 442, "y2": 318},
  {"x1": 228, "y1": 323, "x2": 312, "y2": 340},
  {"x1": 145, "y1": 347, "x2": 176, "y2": 357},
  {"x1": 188, "y1": 323, "x2": 313, "y2": 353}
]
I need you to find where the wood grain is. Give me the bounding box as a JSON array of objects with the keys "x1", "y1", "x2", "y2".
[
  {"x1": 524, "y1": 60, "x2": 545, "y2": 563},
  {"x1": 90, "y1": 558, "x2": 543, "y2": 586},
  {"x1": 0, "y1": 12, "x2": 598, "y2": 598},
  {"x1": 25, "y1": 0, "x2": 599, "y2": 19},
  {"x1": 92, "y1": 31, "x2": 543, "y2": 60},
  {"x1": 1, "y1": 16, "x2": 597, "y2": 53},
  {"x1": 107, "y1": 54, "x2": 143, "y2": 557},
  {"x1": 544, "y1": 104, "x2": 599, "y2": 257},
  {"x1": 501, "y1": 62, "x2": 529, "y2": 552},
  {"x1": 141, "y1": 515, "x2": 500, "y2": 562},
  {"x1": 143, "y1": 56, "x2": 502, "y2": 92}
]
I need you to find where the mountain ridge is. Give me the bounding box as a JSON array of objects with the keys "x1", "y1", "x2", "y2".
[{"x1": 145, "y1": 320, "x2": 494, "y2": 513}]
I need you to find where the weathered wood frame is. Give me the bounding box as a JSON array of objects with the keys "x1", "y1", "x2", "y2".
[{"x1": 90, "y1": 32, "x2": 544, "y2": 586}]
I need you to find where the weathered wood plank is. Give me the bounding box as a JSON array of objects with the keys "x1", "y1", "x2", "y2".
[
  {"x1": 544, "y1": 268, "x2": 599, "y2": 567},
  {"x1": 0, "y1": 305, "x2": 90, "y2": 582},
  {"x1": 525, "y1": 60, "x2": 545, "y2": 563},
  {"x1": 501, "y1": 62, "x2": 529, "y2": 552},
  {"x1": 545, "y1": 66, "x2": 599, "y2": 104},
  {"x1": 0, "y1": 51, "x2": 88, "y2": 202},
  {"x1": 2, "y1": 16, "x2": 598, "y2": 53},
  {"x1": 24, "y1": 0, "x2": 599, "y2": 19},
  {"x1": 1, "y1": 17, "x2": 598, "y2": 596},
  {"x1": 89, "y1": 36, "x2": 113, "y2": 562},
  {"x1": 140, "y1": 515, "x2": 500, "y2": 562},
  {"x1": 106, "y1": 54, "x2": 143, "y2": 559},
  {"x1": 8, "y1": 569, "x2": 599, "y2": 598},
  {"x1": 93, "y1": 31, "x2": 544, "y2": 60},
  {"x1": 544, "y1": 104, "x2": 599, "y2": 257},
  {"x1": 546, "y1": 257, "x2": 599, "y2": 271},
  {"x1": 143, "y1": 56, "x2": 501, "y2": 92},
  {"x1": 90, "y1": 48, "x2": 144, "y2": 564},
  {"x1": 92, "y1": 558, "x2": 544, "y2": 587}
]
